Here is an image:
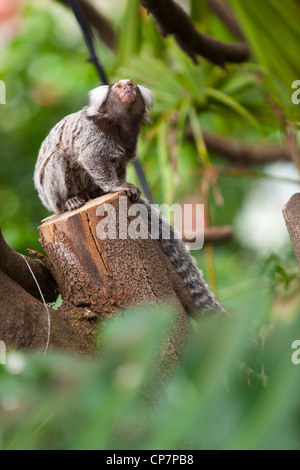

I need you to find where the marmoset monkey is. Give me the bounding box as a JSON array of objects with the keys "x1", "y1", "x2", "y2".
[
  {"x1": 34, "y1": 79, "x2": 224, "y2": 314},
  {"x1": 35, "y1": 79, "x2": 152, "y2": 213}
]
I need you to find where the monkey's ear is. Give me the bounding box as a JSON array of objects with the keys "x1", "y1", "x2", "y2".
[
  {"x1": 86, "y1": 85, "x2": 109, "y2": 116},
  {"x1": 137, "y1": 85, "x2": 153, "y2": 109}
]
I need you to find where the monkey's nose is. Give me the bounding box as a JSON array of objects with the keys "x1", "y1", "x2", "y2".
[{"x1": 124, "y1": 81, "x2": 135, "y2": 91}]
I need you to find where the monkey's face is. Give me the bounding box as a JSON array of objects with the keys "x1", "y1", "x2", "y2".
[{"x1": 112, "y1": 80, "x2": 138, "y2": 105}]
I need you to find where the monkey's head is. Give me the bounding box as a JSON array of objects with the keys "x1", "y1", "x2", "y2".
[
  {"x1": 111, "y1": 79, "x2": 139, "y2": 105},
  {"x1": 86, "y1": 79, "x2": 153, "y2": 124}
]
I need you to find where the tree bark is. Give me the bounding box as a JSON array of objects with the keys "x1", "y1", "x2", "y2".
[
  {"x1": 283, "y1": 193, "x2": 300, "y2": 268},
  {"x1": 183, "y1": 225, "x2": 234, "y2": 244},
  {"x1": 1, "y1": 193, "x2": 195, "y2": 367},
  {"x1": 0, "y1": 269, "x2": 49, "y2": 351},
  {"x1": 202, "y1": 132, "x2": 292, "y2": 166},
  {"x1": 0, "y1": 229, "x2": 58, "y2": 303}
]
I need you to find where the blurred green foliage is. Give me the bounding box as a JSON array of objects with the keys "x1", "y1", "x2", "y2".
[
  {"x1": 0, "y1": 0, "x2": 300, "y2": 450},
  {"x1": 0, "y1": 301, "x2": 300, "y2": 450},
  {"x1": 0, "y1": 2, "x2": 105, "y2": 251},
  {"x1": 0, "y1": 2, "x2": 299, "y2": 289}
]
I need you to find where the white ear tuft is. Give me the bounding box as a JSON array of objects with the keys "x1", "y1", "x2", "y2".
[
  {"x1": 137, "y1": 85, "x2": 153, "y2": 109},
  {"x1": 86, "y1": 85, "x2": 109, "y2": 116}
]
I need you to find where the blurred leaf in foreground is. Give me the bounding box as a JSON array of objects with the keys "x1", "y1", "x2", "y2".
[{"x1": 0, "y1": 293, "x2": 299, "y2": 450}]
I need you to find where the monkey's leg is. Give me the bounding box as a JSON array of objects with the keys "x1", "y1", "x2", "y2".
[
  {"x1": 115, "y1": 163, "x2": 141, "y2": 201},
  {"x1": 36, "y1": 153, "x2": 73, "y2": 213},
  {"x1": 38, "y1": 152, "x2": 90, "y2": 213}
]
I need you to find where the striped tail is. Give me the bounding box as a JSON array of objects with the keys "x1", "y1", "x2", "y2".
[{"x1": 140, "y1": 198, "x2": 225, "y2": 314}]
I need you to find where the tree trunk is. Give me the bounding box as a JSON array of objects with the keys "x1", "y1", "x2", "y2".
[
  {"x1": 283, "y1": 193, "x2": 300, "y2": 268},
  {"x1": 1, "y1": 193, "x2": 195, "y2": 369}
]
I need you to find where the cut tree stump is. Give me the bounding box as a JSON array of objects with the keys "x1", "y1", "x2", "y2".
[
  {"x1": 36, "y1": 192, "x2": 195, "y2": 367},
  {"x1": 283, "y1": 193, "x2": 300, "y2": 268}
]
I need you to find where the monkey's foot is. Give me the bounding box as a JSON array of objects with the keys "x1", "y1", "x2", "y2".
[
  {"x1": 65, "y1": 196, "x2": 86, "y2": 211},
  {"x1": 116, "y1": 183, "x2": 141, "y2": 202}
]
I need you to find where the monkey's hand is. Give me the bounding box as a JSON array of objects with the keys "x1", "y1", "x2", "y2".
[
  {"x1": 115, "y1": 183, "x2": 141, "y2": 202},
  {"x1": 65, "y1": 196, "x2": 86, "y2": 211}
]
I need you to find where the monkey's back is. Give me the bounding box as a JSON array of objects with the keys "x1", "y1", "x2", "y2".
[{"x1": 34, "y1": 110, "x2": 121, "y2": 213}]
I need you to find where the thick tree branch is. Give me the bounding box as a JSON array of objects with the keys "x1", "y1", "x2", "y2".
[
  {"x1": 0, "y1": 270, "x2": 50, "y2": 350},
  {"x1": 183, "y1": 225, "x2": 234, "y2": 245},
  {"x1": 283, "y1": 193, "x2": 300, "y2": 268},
  {"x1": 38, "y1": 193, "x2": 198, "y2": 316},
  {"x1": 0, "y1": 269, "x2": 97, "y2": 354},
  {"x1": 1, "y1": 194, "x2": 198, "y2": 362},
  {"x1": 202, "y1": 132, "x2": 292, "y2": 165},
  {"x1": 140, "y1": 0, "x2": 250, "y2": 66},
  {"x1": 0, "y1": 229, "x2": 58, "y2": 303}
]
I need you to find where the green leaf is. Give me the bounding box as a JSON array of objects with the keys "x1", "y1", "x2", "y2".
[{"x1": 204, "y1": 87, "x2": 262, "y2": 131}]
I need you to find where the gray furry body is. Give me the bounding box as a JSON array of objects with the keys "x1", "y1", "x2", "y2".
[
  {"x1": 35, "y1": 110, "x2": 131, "y2": 213},
  {"x1": 34, "y1": 80, "x2": 224, "y2": 314}
]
